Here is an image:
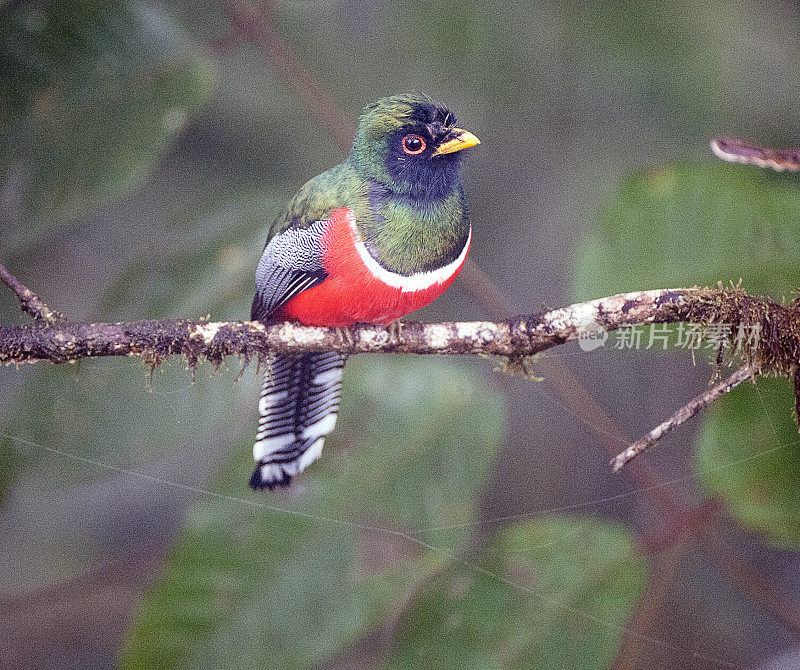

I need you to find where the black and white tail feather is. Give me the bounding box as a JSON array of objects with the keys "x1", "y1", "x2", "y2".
[
  {"x1": 250, "y1": 218, "x2": 343, "y2": 490},
  {"x1": 250, "y1": 351, "x2": 345, "y2": 489}
]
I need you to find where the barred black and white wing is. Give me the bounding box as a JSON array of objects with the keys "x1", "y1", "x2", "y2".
[
  {"x1": 251, "y1": 219, "x2": 329, "y2": 323},
  {"x1": 250, "y1": 219, "x2": 344, "y2": 490}
]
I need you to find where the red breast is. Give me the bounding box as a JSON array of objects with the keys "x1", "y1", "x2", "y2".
[{"x1": 279, "y1": 208, "x2": 469, "y2": 327}]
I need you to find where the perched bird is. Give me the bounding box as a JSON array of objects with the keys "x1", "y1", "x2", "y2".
[{"x1": 250, "y1": 93, "x2": 480, "y2": 490}]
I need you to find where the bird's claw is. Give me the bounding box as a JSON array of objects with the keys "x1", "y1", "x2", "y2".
[
  {"x1": 336, "y1": 326, "x2": 354, "y2": 349},
  {"x1": 388, "y1": 320, "x2": 404, "y2": 343}
]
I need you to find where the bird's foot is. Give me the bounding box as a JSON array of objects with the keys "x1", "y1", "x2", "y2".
[
  {"x1": 388, "y1": 320, "x2": 404, "y2": 343},
  {"x1": 335, "y1": 326, "x2": 354, "y2": 349}
]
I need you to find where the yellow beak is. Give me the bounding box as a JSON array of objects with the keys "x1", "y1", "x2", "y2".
[{"x1": 432, "y1": 129, "x2": 481, "y2": 157}]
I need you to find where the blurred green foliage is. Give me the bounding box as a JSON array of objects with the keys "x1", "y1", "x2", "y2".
[
  {"x1": 696, "y1": 378, "x2": 800, "y2": 547},
  {"x1": 0, "y1": 1, "x2": 214, "y2": 250},
  {"x1": 574, "y1": 165, "x2": 800, "y2": 301},
  {"x1": 568, "y1": 3, "x2": 748, "y2": 125},
  {"x1": 385, "y1": 518, "x2": 646, "y2": 670}
]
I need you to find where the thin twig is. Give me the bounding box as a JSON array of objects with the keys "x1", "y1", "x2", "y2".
[
  {"x1": 711, "y1": 137, "x2": 800, "y2": 172},
  {"x1": 794, "y1": 366, "x2": 800, "y2": 427},
  {"x1": 611, "y1": 366, "x2": 753, "y2": 472},
  {"x1": 0, "y1": 262, "x2": 63, "y2": 323}
]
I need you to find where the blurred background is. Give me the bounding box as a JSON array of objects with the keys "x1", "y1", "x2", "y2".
[{"x1": 2, "y1": 1, "x2": 800, "y2": 668}]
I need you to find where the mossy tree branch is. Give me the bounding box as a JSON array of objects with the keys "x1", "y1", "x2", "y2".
[{"x1": 1, "y1": 281, "x2": 798, "y2": 374}]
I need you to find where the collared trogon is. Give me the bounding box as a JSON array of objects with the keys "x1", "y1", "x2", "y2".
[{"x1": 250, "y1": 93, "x2": 480, "y2": 490}]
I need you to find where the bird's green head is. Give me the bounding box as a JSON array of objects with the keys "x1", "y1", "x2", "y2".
[{"x1": 351, "y1": 93, "x2": 480, "y2": 199}]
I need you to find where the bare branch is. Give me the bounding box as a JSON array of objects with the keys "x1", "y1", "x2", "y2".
[
  {"x1": 0, "y1": 262, "x2": 63, "y2": 323},
  {"x1": 610, "y1": 365, "x2": 753, "y2": 472}
]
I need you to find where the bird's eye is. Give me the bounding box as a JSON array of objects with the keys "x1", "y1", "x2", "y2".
[{"x1": 402, "y1": 134, "x2": 426, "y2": 155}]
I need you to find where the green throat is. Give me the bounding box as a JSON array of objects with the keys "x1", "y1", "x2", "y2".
[{"x1": 355, "y1": 182, "x2": 470, "y2": 276}]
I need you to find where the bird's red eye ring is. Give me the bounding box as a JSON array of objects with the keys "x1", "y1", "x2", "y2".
[{"x1": 402, "y1": 134, "x2": 426, "y2": 155}]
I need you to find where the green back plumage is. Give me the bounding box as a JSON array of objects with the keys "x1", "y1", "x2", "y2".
[
  {"x1": 274, "y1": 161, "x2": 363, "y2": 232},
  {"x1": 269, "y1": 94, "x2": 471, "y2": 275}
]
